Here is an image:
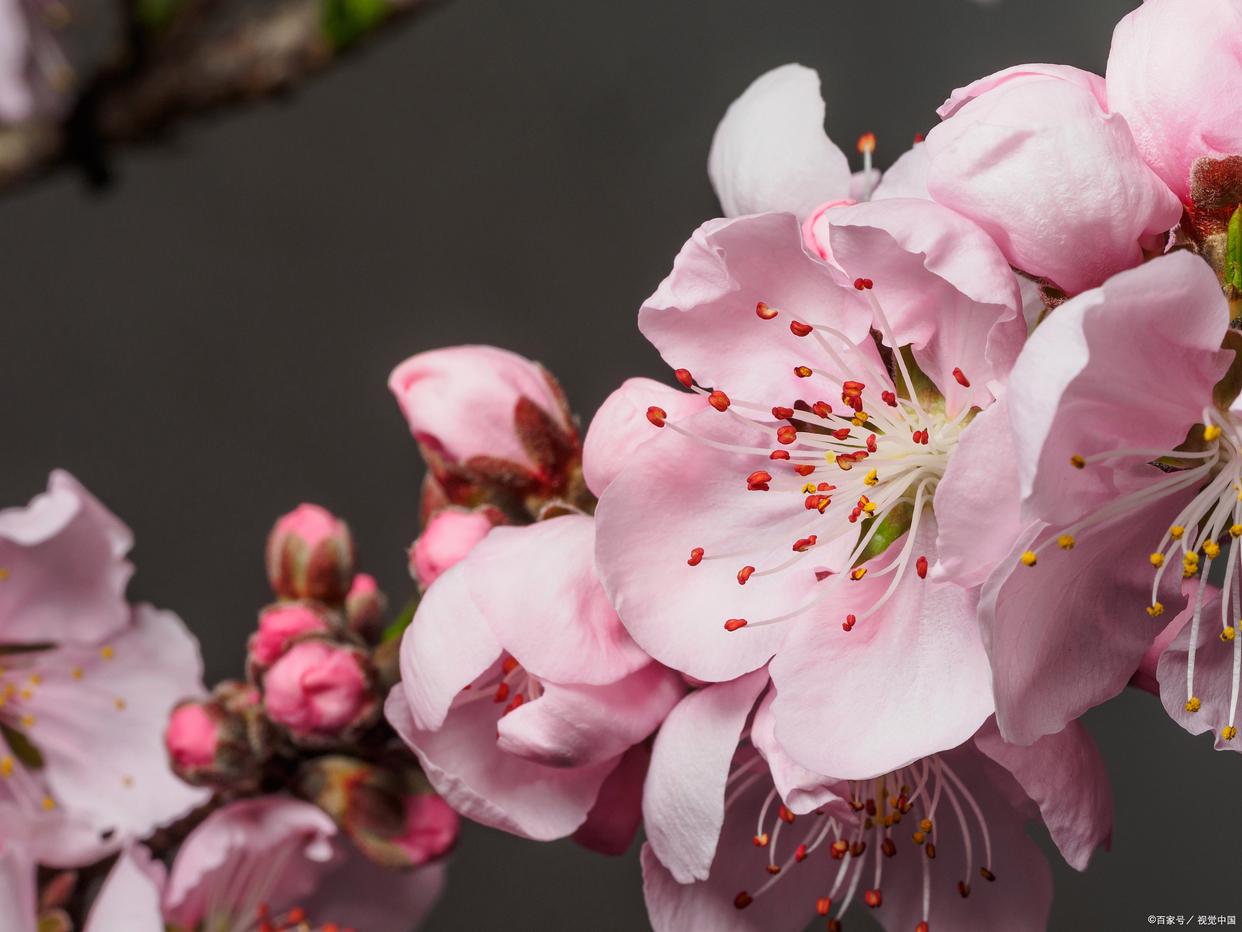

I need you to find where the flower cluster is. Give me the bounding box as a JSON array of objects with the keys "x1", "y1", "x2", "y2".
[{"x1": 379, "y1": 0, "x2": 1242, "y2": 929}]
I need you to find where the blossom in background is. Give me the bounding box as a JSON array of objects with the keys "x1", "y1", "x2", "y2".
[
  {"x1": 0, "y1": 471, "x2": 207, "y2": 865},
  {"x1": 593, "y1": 190, "x2": 1028, "y2": 778},
  {"x1": 84, "y1": 796, "x2": 446, "y2": 932},
  {"x1": 0, "y1": 0, "x2": 73, "y2": 125},
  {"x1": 640, "y1": 672, "x2": 1111, "y2": 931},
  {"x1": 409, "y1": 507, "x2": 498, "y2": 587}
]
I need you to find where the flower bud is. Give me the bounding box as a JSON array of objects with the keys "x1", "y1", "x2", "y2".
[
  {"x1": 248, "y1": 602, "x2": 333, "y2": 669},
  {"x1": 409, "y1": 509, "x2": 495, "y2": 587},
  {"x1": 293, "y1": 756, "x2": 459, "y2": 868},
  {"x1": 345, "y1": 573, "x2": 388, "y2": 641},
  {"x1": 262, "y1": 640, "x2": 378, "y2": 743},
  {"x1": 165, "y1": 687, "x2": 265, "y2": 789},
  {"x1": 265, "y1": 504, "x2": 354, "y2": 603}
]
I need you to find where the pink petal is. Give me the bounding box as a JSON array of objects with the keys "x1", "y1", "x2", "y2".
[
  {"x1": 302, "y1": 841, "x2": 447, "y2": 932},
  {"x1": 397, "y1": 561, "x2": 503, "y2": 731},
  {"x1": 582, "y1": 378, "x2": 702, "y2": 497},
  {"x1": 748, "y1": 691, "x2": 845, "y2": 816},
  {"x1": 595, "y1": 409, "x2": 822, "y2": 682},
  {"x1": 0, "y1": 470, "x2": 133, "y2": 645},
  {"x1": 871, "y1": 142, "x2": 930, "y2": 201},
  {"x1": 1106, "y1": 0, "x2": 1242, "y2": 202},
  {"x1": 770, "y1": 518, "x2": 994, "y2": 779},
  {"x1": 707, "y1": 64, "x2": 851, "y2": 218},
  {"x1": 466, "y1": 516, "x2": 650, "y2": 685},
  {"x1": 1007, "y1": 251, "x2": 1232, "y2": 526},
  {"x1": 925, "y1": 65, "x2": 1182, "y2": 294},
  {"x1": 0, "y1": 825, "x2": 37, "y2": 932},
  {"x1": 572, "y1": 742, "x2": 651, "y2": 856},
  {"x1": 496, "y1": 661, "x2": 683, "y2": 768},
  {"x1": 642, "y1": 670, "x2": 768, "y2": 883},
  {"x1": 386, "y1": 685, "x2": 617, "y2": 841},
  {"x1": 85, "y1": 845, "x2": 166, "y2": 932},
  {"x1": 23, "y1": 605, "x2": 209, "y2": 861},
  {"x1": 638, "y1": 212, "x2": 873, "y2": 406},
  {"x1": 974, "y1": 717, "x2": 1112, "y2": 870}
]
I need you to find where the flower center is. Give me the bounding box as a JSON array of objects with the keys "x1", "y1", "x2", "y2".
[{"x1": 458, "y1": 654, "x2": 541, "y2": 717}]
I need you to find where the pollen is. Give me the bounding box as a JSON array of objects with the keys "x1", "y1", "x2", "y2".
[
  {"x1": 20, "y1": 714, "x2": 34, "y2": 728},
  {"x1": 1223, "y1": 725, "x2": 1238, "y2": 741},
  {"x1": 857, "y1": 132, "x2": 876, "y2": 154},
  {"x1": 0, "y1": 568, "x2": 8, "y2": 581},
  {"x1": 1186, "y1": 697, "x2": 1201, "y2": 713},
  {"x1": 1057, "y1": 534, "x2": 1075, "y2": 550},
  {"x1": 1070, "y1": 454, "x2": 1085, "y2": 469},
  {"x1": 1204, "y1": 540, "x2": 1221, "y2": 559},
  {"x1": 1170, "y1": 526, "x2": 1185, "y2": 540},
  {"x1": 794, "y1": 365, "x2": 813, "y2": 379},
  {"x1": 1221, "y1": 627, "x2": 1236, "y2": 642},
  {"x1": 114, "y1": 697, "x2": 127, "y2": 710},
  {"x1": 646, "y1": 406, "x2": 667, "y2": 428},
  {"x1": 41, "y1": 796, "x2": 55, "y2": 811},
  {"x1": 850, "y1": 567, "x2": 867, "y2": 581},
  {"x1": 100, "y1": 646, "x2": 114, "y2": 660},
  {"x1": 1149, "y1": 552, "x2": 1165, "y2": 568},
  {"x1": 708, "y1": 390, "x2": 731, "y2": 412},
  {"x1": 863, "y1": 469, "x2": 878, "y2": 487},
  {"x1": 1020, "y1": 551, "x2": 1037, "y2": 567},
  {"x1": 1231, "y1": 525, "x2": 1242, "y2": 538},
  {"x1": 753, "y1": 832, "x2": 769, "y2": 848},
  {"x1": 1147, "y1": 602, "x2": 1165, "y2": 617},
  {"x1": 1205, "y1": 424, "x2": 1223, "y2": 441},
  {"x1": 0, "y1": 757, "x2": 12, "y2": 778},
  {"x1": 756, "y1": 301, "x2": 778, "y2": 320}
]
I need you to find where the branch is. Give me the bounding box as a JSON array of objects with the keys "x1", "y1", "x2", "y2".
[{"x1": 0, "y1": 0, "x2": 430, "y2": 192}]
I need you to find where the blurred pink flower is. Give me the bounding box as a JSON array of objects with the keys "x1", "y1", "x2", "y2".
[
  {"x1": 0, "y1": 0, "x2": 72, "y2": 125},
  {"x1": 263, "y1": 640, "x2": 377, "y2": 740},
  {"x1": 164, "y1": 702, "x2": 219, "y2": 771},
  {"x1": 409, "y1": 509, "x2": 495, "y2": 587},
  {"x1": 248, "y1": 602, "x2": 332, "y2": 668}
]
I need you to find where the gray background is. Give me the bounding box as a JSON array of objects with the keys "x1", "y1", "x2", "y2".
[{"x1": 2, "y1": 0, "x2": 1239, "y2": 928}]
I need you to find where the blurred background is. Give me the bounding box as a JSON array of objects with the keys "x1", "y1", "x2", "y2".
[{"x1": 3, "y1": 0, "x2": 1239, "y2": 927}]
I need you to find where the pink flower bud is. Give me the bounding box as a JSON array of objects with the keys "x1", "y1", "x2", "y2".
[
  {"x1": 265, "y1": 504, "x2": 354, "y2": 603},
  {"x1": 345, "y1": 573, "x2": 387, "y2": 639},
  {"x1": 248, "y1": 602, "x2": 332, "y2": 668},
  {"x1": 395, "y1": 793, "x2": 459, "y2": 865},
  {"x1": 165, "y1": 702, "x2": 219, "y2": 770},
  {"x1": 409, "y1": 509, "x2": 494, "y2": 586},
  {"x1": 263, "y1": 641, "x2": 377, "y2": 741}
]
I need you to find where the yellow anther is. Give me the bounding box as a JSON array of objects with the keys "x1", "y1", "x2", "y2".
[
  {"x1": 1223, "y1": 725, "x2": 1238, "y2": 741},
  {"x1": 40, "y1": 796, "x2": 55, "y2": 812},
  {"x1": 18, "y1": 689, "x2": 30, "y2": 701},
  {"x1": 912, "y1": 831, "x2": 926, "y2": 845},
  {"x1": 122, "y1": 775, "x2": 134, "y2": 788},
  {"x1": 863, "y1": 469, "x2": 879, "y2": 487},
  {"x1": 1205, "y1": 540, "x2": 1221, "y2": 559},
  {"x1": 1057, "y1": 534, "x2": 1075, "y2": 550},
  {"x1": 100, "y1": 646, "x2": 114, "y2": 660},
  {"x1": 1221, "y1": 627, "x2": 1236, "y2": 642},
  {"x1": 1020, "y1": 551, "x2": 1037, "y2": 567},
  {"x1": 71, "y1": 667, "x2": 83, "y2": 680},
  {"x1": 1070, "y1": 454, "x2": 1085, "y2": 469},
  {"x1": 0, "y1": 568, "x2": 8, "y2": 581},
  {"x1": 801, "y1": 482, "x2": 817, "y2": 494},
  {"x1": 824, "y1": 452, "x2": 837, "y2": 465},
  {"x1": 114, "y1": 697, "x2": 126, "y2": 711},
  {"x1": 850, "y1": 567, "x2": 868, "y2": 581},
  {"x1": 1205, "y1": 424, "x2": 1223, "y2": 441},
  {"x1": 1231, "y1": 525, "x2": 1242, "y2": 538},
  {"x1": 852, "y1": 412, "x2": 868, "y2": 426},
  {"x1": 1183, "y1": 552, "x2": 1201, "y2": 577},
  {"x1": 20, "y1": 714, "x2": 34, "y2": 728},
  {"x1": 1149, "y1": 552, "x2": 1165, "y2": 568},
  {"x1": 1147, "y1": 602, "x2": 1165, "y2": 617},
  {"x1": 1186, "y1": 697, "x2": 1202, "y2": 713},
  {"x1": 0, "y1": 757, "x2": 12, "y2": 778},
  {"x1": 27, "y1": 674, "x2": 40, "y2": 686},
  {"x1": 919, "y1": 818, "x2": 933, "y2": 832},
  {"x1": 861, "y1": 501, "x2": 877, "y2": 514},
  {"x1": 1170, "y1": 526, "x2": 1185, "y2": 540}
]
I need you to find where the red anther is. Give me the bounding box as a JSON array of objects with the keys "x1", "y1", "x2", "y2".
[
  {"x1": 896, "y1": 794, "x2": 909, "y2": 812},
  {"x1": 687, "y1": 547, "x2": 704, "y2": 566},
  {"x1": 777, "y1": 426, "x2": 798, "y2": 445},
  {"x1": 816, "y1": 896, "x2": 833, "y2": 916},
  {"x1": 866, "y1": 433, "x2": 878, "y2": 453},
  {"x1": 862, "y1": 278, "x2": 874, "y2": 289},
  {"x1": 257, "y1": 904, "x2": 271, "y2": 919},
  {"x1": 493, "y1": 682, "x2": 510, "y2": 703},
  {"x1": 794, "y1": 464, "x2": 816, "y2": 476},
  {"x1": 501, "y1": 656, "x2": 520, "y2": 674},
  {"x1": 708, "y1": 390, "x2": 731, "y2": 412},
  {"x1": 881, "y1": 390, "x2": 897, "y2": 407},
  {"x1": 865, "y1": 798, "x2": 877, "y2": 816},
  {"x1": 747, "y1": 470, "x2": 772, "y2": 491},
  {"x1": 675, "y1": 368, "x2": 694, "y2": 388},
  {"x1": 842, "y1": 379, "x2": 865, "y2": 396},
  {"x1": 724, "y1": 618, "x2": 748, "y2": 632},
  {"x1": 753, "y1": 833, "x2": 770, "y2": 848},
  {"x1": 818, "y1": 482, "x2": 835, "y2": 492},
  {"x1": 827, "y1": 921, "x2": 843, "y2": 932},
  {"x1": 287, "y1": 909, "x2": 306, "y2": 924},
  {"x1": 770, "y1": 450, "x2": 791, "y2": 460},
  {"x1": 734, "y1": 891, "x2": 754, "y2": 910},
  {"x1": 766, "y1": 864, "x2": 782, "y2": 875},
  {"x1": 916, "y1": 556, "x2": 928, "y2": 579},
  {"x1": 980, "y1": 867, "x2": 996, "y2": 882},
  {"x1": 756, "y1": 301, "x2": 778, "y2": 320},
  {"x1": 852, "y1": 278, "x2": 874, "y2": 290},
  {"x1": 925, "y1": 843, "x2": 937, "y2": 859},
  {"x1": 952, "y1": 367, "x2": 970, "y2": 388},
  {"x1": 778, "y1": 804, "x2": 795, "y2": 824},
  {"x1": 794, "y1": 365, "x2": 813, "y2": 378},
  {"x1": 864, "y1": 889, "x2": 882, "y2": 909},
  {"x1": 772, "y1": 405, "x2": 795, "y2": 420},
  {"x1": 914, "y1": 131, "x2": 926, "y2": 143},
  {"x1": 503, "y1": 694, "x2": 525, "y2": 714},
  {"x1": 804, "y1": 494, "x2": 824, "y2": 511},
  {"x1": 850, "y1": 840, "x2": 867, "y2": 857},
  {"x1": 812, "y1": 401, "x2": 832, "y2": 418},
  {"x1": 882, "y1": 838, "x2": 897, "y2": 858},
  {"x1": 795, "y1": 843, "x2": 808, "y2": 862},
  {"x1": 831, "y1": 427, "x2": 851, "y2": 440},
  {"x1": 857, "y1": 132, "x2": 876, "y2": 154},
  {"x1": 847, "y1": 394, "x2": 863, "y2": 413},
  {"x1": 646, "y1": 406, "x2": 667, "y2": 428},
  {"x1": 790, "y1": 320, "x2": 814, "y2": 337},
  {"x1": 848, "y1": 797, "x2": 864, "y2": 812},
  {"x1": 842, "y1": 614, "x2": 856, "y2": 632},
  {"x1": 957, "y1": 881, "x2": 971, "y2": 898},
  {"x1": 830, "y1": 839, "x2": 849, "y2": 860},
  {"x1": 793, "y1": 535, "x2": 818, "y2": 552},
  {"x1": 737, "y1": 565, "x2": 756, "y2": 585}
]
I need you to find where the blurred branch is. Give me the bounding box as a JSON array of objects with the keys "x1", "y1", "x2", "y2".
[{"x1": 0, "y1": 0, "x2": 430, "y2": 192}]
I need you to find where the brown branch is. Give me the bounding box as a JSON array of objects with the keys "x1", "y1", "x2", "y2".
[{"x1": 0, "y1": 0, "x2": 429, "y2": 192}]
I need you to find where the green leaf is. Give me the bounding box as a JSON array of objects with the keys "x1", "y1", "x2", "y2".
[
  {"x1": 135, "y1": 0, "x2": 182, "y2": 31},
  {"x1": 1, "y1": 722, "x2": 44, "y2": 769},
  {"x1": 321, "y1": 0, "x2": 390, "y2": 49},
  {"x1": 1227, "y1": 206, "x2": 1242, "y2": 295},
  {"x1": 381, "y1": 597, "x2": 419, "y2": 644}
]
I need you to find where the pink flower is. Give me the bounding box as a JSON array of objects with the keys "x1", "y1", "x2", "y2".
[
  {"x1": 164, "y1": 702, "x2": 218, "y2": 770},
  {"x1": 266, "y1": 503, "x2": 355, "y2": 604},
  {"x1": 84, "y1": 797, "x2": 446, "y2": 932},
  {"x1": 394, "y1": 793, "x2": 460, "y2": 866},
  {"x1": 640, "y1": 673, "x2": 1111, "y2": 932},
  {"x1": 389, "y1": 345, "x2": 579, "y2": 493},
  {"x1": 0, "y1": 0, "x2": 72, "y2": 125},
  {"x1": 248, "y1": 602, "x2": 332, "y2": 668},
  {"x1": 595, "y1": 203, "x2": 1025, "y2": 777},
  {"x1": 344, "y1": 572, "x2": 387, "y2": 636},
  {"x1": 923, "y1": 64, "x2": 1182, "y2": 294},
  {"x1": 386, "y1": 513, "x2": 684, "y2": 845},
  {"x1": 0, "y1": 814, "x2": 38, "y2": 932},
  {"x1": 409, "y1": 508, "x2": 495, "y2": 587},
  {"x1": 0, "y1": 473, "x2": 207, "y2": 866},
  {"x1": 971, "y1": 251, "x2": 1239, "y2": 745},
  {"x1": 263, "y1": 640, "x2": 378, "y2": 740},
  {"x1": 1106, "y1": 0, "x2": 1242, "y2": 203}
]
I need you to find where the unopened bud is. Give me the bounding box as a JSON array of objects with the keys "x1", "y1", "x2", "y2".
[
  {"x1": 165, "y1": 687, "x2": 264, "y2": 789},
  {"x1": 345, "y1": 573, "x2": 388, "y2": 641},
  {"x1": 263, "y1": 640, "x2": 378, "y2": 744},
  {"x1": 248, "y1": 602, "x2": 334, "y2": 669},
  {"x1": 266, "y1": 504, "x2": 354, "y2": 603},
  {"x1": 409, "y1": 509, "x2": 495, "y2": 587}
]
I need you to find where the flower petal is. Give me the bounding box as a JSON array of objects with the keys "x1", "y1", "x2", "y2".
[
  {"x1": 871, "y1": 142, "x2": 930, "y2": 201},
  {"x1": 748, "y1": 690, "x2": 845, "y2": 815},
  {"x1": 302, "y1": 841, "x2": 447, "y2": 932},
  {"x1": 572, "y1": 742, "x2": 651, "y2": 856},
  {"x1": 84, "y1": 845, "x2": 166, "y2": 932}
]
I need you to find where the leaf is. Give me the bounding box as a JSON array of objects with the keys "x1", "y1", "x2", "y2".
[
  {"x1": 1226, "y1": 206, "x2": 1242, "y2": 295},
  {"x1": 321, "y1": 0, "x2": 390, "y2": 49},
  {"x1": 381, "y1": 597, "x2": 419, "y2": 644},
  {"x1": 1, "y1": 722, "x2": 44, "y2": 769}
]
